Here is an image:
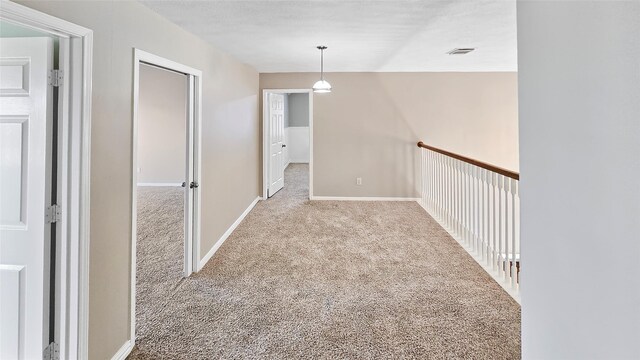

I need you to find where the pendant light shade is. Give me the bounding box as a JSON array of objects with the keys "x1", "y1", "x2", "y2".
[
  {"x1": 312, "y1": 45, "x2": 331, "y2": 93},
  {"x1": 312, "y1": 80, "x2": 331, "y2": 93}
]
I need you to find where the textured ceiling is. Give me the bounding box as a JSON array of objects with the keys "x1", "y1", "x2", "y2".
[{"x1": 141, "y1": 0, "x2": 517, "y2": 73}]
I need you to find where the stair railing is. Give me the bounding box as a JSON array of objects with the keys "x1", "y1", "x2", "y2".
[{"x1": 417, "y1": 141, "x2": 520, "y2": 301}]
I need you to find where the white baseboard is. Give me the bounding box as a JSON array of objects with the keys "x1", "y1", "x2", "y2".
[
  {"x1": 198, "y1": 196, "x2": 261, "y2": 270},
  {"x1": 137, "y1": 182, "x2": 182, "y2": 187},
  {"x1": 311, "y1": 196, "x2": 420, "y2": 202},
  {"x1": 111, "y1": 339, "x2": 134, "y2": 360}
]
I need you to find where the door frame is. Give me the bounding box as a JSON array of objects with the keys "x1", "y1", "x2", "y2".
[
  {"x1": 262, "y1": 89, "x2": 314, "y2": 199},
  {"x1": 0, "y1": 2, "x2": 94, "y2": 359},
  {"x1": 131, "y1": 48, "x2": 203, "y2": 346}
]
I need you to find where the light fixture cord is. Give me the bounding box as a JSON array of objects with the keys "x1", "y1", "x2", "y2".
[{"x1": 320, "y1": 48, "x2": 324, "y2": 80}]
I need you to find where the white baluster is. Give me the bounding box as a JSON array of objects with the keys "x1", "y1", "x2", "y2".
[
  {"x1": 497, "y1": 175, "x2": 504, "y2": 277},
  {"x1": 485, "y1": 169, "x2": 490, "y2": 265},
  {"x1": 478, "y1": 169, "x2": 487, "y2": 260},
  {"x1": 451, "y1": 158, "x2": 456, "y2": 235},
  {"x1": 467, "y1": 163, "x2": 472, "y2": 247},
  {"x1": 436, "y1": 153, "x2": 441, "y2": 218},
  {"x1": 433, "y1": 151, "x2": 437, "y2": 212},
  {"x1": 452, "y1": 159, "x2": 457, "y2": 237},
  {"x1": 511, "y1": 178, "x2": 518, "y2": 289},
  {"x1": 449, "y1": 158, "x2": 454, "y2": 230},
  {"x1": 425, "y1": 150, "x2": 429, "y2": 208},
  {"x1": 424, "y1": 150, "x2": 428, "y2": 208},
  {"x1": 439, "y1": 153, "x2": 443, "y2": 219},
  {"x1": 468, "y1": 166, "x2": 473, "y2": 250},
  {"x1": 489, "y1": 173, "x2": 497, "y2": 270},
  {"x1": 504, "y1": 177, "x2": 511, "y2": 282},
  {"x1": 485, "y1": 170, "x2": 490, "y2": 263},
  {"x1": 422, "y1": 150, "x2": 426, "y2": 207},
  {"x1": 457, "y1": 160, "x2": 462, "y2": 239},
  {"x1": 445, "y1": 156, "x2": 450, "y2": 228},
  {"x1": 462, "y1": 163, "x2": 467, "y2": 244},
  {"x1": 428, "y1": 151, "x2": 432, "y2": 210},
  {"x1": 473, "y1": 166, "x2": 480, "y2": 254},
  {"x1": 420, "y1": 149, "x2": 424, "y2": 206}
]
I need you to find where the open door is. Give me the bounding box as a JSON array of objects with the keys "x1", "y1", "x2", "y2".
[
  {"x1": 0, "y1": 37, "x2": 53, "y2": 360},
  {"x1": 267, "y1": 93, "x2": 285, "y2": 197}
]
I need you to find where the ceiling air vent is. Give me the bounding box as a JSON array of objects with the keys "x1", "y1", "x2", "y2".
[{"x1": 447, "y1": 48, "x2": 475, "y2": 55}]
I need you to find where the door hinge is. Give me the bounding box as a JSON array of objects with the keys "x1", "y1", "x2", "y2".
[
  {"x1": 45, "y1": 204, "x2": 61, "y2": 224},
  {"x1": 48, "y1": 69, "x2": 63, "y2": 87},
  {"x1": 43, "y1": 342, "x2": 59, "y2": 360}
]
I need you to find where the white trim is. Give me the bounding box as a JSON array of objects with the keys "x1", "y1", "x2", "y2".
[
  {"x1": 131, "y1": 49, "x2": 203, "y2": 353},
  {"x1": 1, "y1": 2, "x2": 93, "y2": 359},
  {"x1": 262, "y1": 89, "x2": 313, "y2": 200},
  {"x1": 135, "y1": 50, "x2": 202, "y2": 78},
  {"x1": 109, "y1": 340, "x2": 134, "y2": 360},
  {"x1": 192, "y1": 70, "x2": 203, "y2": 283},
  {"x1": 311, "y1": 196, "x2": 421, "y2": 202},
  {"x1": 0, "y1": 0, "x2": 90, "y2": 37},
  {"x1": 198, "y1": 197, "x2": 260, "y2": 270},
  {"x1": 136, "y1": 182, "x2": 183, "y2": 187}
]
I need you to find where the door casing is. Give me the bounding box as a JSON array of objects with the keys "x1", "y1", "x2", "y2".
[
  {"x1": 131, "y1": 48, "x2": 203, "y2": 348},
  {"x1": 0, "y1": 2, "x2": 94, "y2": 359}
]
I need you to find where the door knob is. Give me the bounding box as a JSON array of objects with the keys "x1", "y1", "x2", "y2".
[
  {"x1": 181, "y1": 182, "x2": 186, "y2": 188},
  {"x1": 190, "y1": 181, "x2": 199, "y2": 189},
  {"x1": 282, "y1": 144, "x2": 287, "y2": 148}
]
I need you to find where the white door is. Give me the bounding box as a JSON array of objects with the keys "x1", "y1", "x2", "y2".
[
  {"x1": 268, "y1": 93, "x2": 285, "y2": 197},
  {"x1": 0, "y1": 37, "x2": 54, "y2": 359}
]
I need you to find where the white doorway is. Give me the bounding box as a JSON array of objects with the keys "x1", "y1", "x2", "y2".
[
  {"x1": 0, "y1": 4, "x2": 93, "y2": 359},
  {"x1": 262, "y1": 89, "x2": 313, "y2": 199},
  {"x1": 131, "y1": 49, "x2": 202, "y2": 347}
]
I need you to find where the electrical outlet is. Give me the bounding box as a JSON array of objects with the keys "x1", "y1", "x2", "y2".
[{"x1": 356, "y1": 177, "x2": 362, "y2": 185}]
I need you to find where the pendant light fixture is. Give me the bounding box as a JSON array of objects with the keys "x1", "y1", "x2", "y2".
[{"x1": 312, "y1": 45, "x2": 332, "y2": 93}]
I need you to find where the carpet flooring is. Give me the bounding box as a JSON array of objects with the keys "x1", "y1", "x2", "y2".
[{"x1": 129, "y1": 164, "x2": 520, "y2": 359}]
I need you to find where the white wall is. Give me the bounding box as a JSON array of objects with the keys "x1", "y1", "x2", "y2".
[
  {"x1": 288, "y1": 93, "x2": 309, "y2": 127},
  {"x1": 286, "y1": 93, "x2": 309, "y2": 163},
  {"x1": 287, "y1": 127, "x2": 309, "y2": 163},
  {"x1": 137, "y1": 64, "x2": 187, "y2": 184},
  {"x1": 518, "y1": 1, "x2": 640, "y2": 359}
]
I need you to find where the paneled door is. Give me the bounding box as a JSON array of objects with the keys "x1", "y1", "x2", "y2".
[
  {"x1": 268, "y1": 93, "x2": 285, "y2": 197},
  {"x1": 0, "y1": 37, "x2": 53, "y2": 359}
]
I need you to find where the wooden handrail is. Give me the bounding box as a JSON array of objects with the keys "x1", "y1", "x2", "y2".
[{"x1": 417, "y1": 141, "x2": 520, "y2": 180}]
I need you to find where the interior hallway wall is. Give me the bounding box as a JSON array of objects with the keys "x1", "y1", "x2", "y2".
[
  {"x1": 283, "y1": 93, "x2": 290, "y2": 164},
  {"x1": 261, "y1": 72, "x2": 518, "y2": 198},
  {"x1": 288, "y1": 93, "x2": 309, "y2": 127},
  {"x1": 15, "y1": 1, "x2": 260, "y2": 359},
  {"x1": 287, "y1": 93, "x2": 310, "y2": 163},
  {"x1": 137, "y1": 64, "x2": 187, "y2": 184},
  {"x1": 518, "y1": 1, "x2": 640, "y2": 358}
]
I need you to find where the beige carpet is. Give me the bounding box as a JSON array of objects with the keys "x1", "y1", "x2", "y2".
[
  {"x1": 134, "y1": 185, "x2": 185, "y2": 353},
  {"x1": 130, "y1": 164, "x2": 521, "y2": 359}
]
